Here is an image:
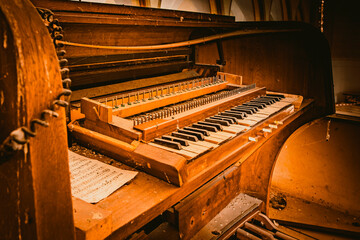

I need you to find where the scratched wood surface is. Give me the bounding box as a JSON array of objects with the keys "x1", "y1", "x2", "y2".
[
  {"x1": 70, "y1": 101, "x2": 313, "y2": 240},
  {"x1": 0, "y1": 0, "x2": 74, "y2": 239}
]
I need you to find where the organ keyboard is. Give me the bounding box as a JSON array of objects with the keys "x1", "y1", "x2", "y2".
[
  {"x1": 148, "y1": 92, "x2": 297, "y2": 159},
  {"x1": 71, "y1": 73, "x2": 303, "y2": 185}
]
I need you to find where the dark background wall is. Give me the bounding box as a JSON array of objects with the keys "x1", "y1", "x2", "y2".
[{"x1": 74, "y1": 0, "x2": 360, "y2": 103}]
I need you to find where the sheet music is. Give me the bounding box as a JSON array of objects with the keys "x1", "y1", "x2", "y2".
[{"x1": 68, "y1": 150, "x2": 137, "y2": 203}]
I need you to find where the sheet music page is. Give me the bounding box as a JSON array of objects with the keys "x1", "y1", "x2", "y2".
[{"x1": 68, "y1": 150, "x2": 137, "y2": 203}]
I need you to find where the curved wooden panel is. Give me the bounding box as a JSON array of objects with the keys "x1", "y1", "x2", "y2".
[
  {"x1": 271, "y1": 117, "x2": 360, "y2": 216},
  {"x1": 0, "y1": 0, "x2": 74, "y2": 238}
]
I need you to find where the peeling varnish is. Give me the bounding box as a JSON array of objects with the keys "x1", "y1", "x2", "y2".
[
  {"x1": 92, "y1": 211, "x2": 103, "y2": 220},
  {"x1": 3, "y1": 30, "x2": 7, "y2": 48},
  {"x1": 326, "y1": 119, "x2": 331, "y2": 141},
  {"x1": 0, "y1": 90, "x2": 4, "y2": 107}
]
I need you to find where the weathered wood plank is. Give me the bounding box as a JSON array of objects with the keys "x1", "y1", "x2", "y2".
[
  {"x1": 0, "y1": 1, "x2": 74, "y2": 238},
  {"x1": 71, "y1": 70, "x2": 200, "y2": 101},
  {"x1": 81, "y1": 97, "x2": 112, "y2": 123},
  {"x1": 70, "y1": 61, "x2": 191, "y2": 88},
  {"x1": 67, "y1": 48, "x2": 191, "y2": 65},
  {"x1": 31, "y1": 0, "x2": 235, "y2": 24},
  {"x1": 73, "y1": 198, "x2": 112, "y2": 240}
]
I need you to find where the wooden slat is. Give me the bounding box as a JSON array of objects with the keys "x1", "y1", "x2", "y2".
[
  {"x1": 83, "y1": 116, "x2": 142, "y2": 143},
  {"x1": 264, "y1": 0, "x2": 273, "y2": 21},
  {"x1": 67, "y1": 48, "x2": 191, "y2": 66},
  {"x1": 209, "y1": 0, "x2": 218, "y2": 14},
  {"x1": 81, "y1": 98, "x2": 112, "y2": 123},
  {"x1": 253, "y1": 0, "x2": 261, "y2": 21},
  {"x1": 69, "y1": 55, "x2": 188, "y2": 72},
  {"x1": 217, "y1": 72, "x2": 243, "y2": 85},
  {"x1": 31, "y1": 0, "x2": 235, "y2": 24},
  {"x1": 70, "y1": 60, "x2": 191, "y2": 88},
  {"x1": 54, "y1": 13, "x2": 238, "y2": 28},
  {"x1": 71, "y1": 70, "x2": 200, "y2": 102},
  {"x1": 281, "y1": 0, "x2": 289, "y2": 20}
]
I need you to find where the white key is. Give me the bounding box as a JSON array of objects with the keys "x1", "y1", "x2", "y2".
[
  {"x1": 209, "y1": 132, "x2": 230, "y2": 140},
  {"x1": 214, "y1": 131, "x2": 236, "y2": 138},
  {"x1": 191, "y1": 140, "x2": 218, "y2": 149},
  {"x1": 148, "y1": 142, "x2": 197, "y2": 158},
  {"x1": 183, "y1": 144, "x2": 208, "y2": 154},
  {"x1": 251, "y1": 113, "x2": 268, "y2": 119},
  {"x1": 246, "y1": 116, "x2": 265, "y2": 122},
  {"x1": 237, "y1": 119, "x2": 258, "y2": 126},
  {"x1": 222, "y1": 125, "x2": 244, "y2": 134},
  {"x1": 204, "y1": 136, "x2": 225, "y2": 144}
]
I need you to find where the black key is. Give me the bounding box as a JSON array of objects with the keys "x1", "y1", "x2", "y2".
[
  {"x1": 266, "y1": 94, "x2": 285, "y2": 99},
  {"x1": 228, "y1": 110, "x2": 247, "y2": 117},
  {"x1": 258, "y1": 97, "x2": 276, "y2": 104},
  {"x1": 221, "y1": 111, "x2": 244, "y2": 119},
  {"x1": 250, "y1": 100, "x2": 272, "y2": 105},
  {"x1": 154, "y1": 138, "x2": 182, "y2": 150},
  {"x1": 233, "y1": 105, "x2": 258, "y2": 113},
  {"x1": 231, "y1": 107, "x2": 253, "y2": 114},
  {"x1": 205, "y1": 116, "x2": 233, "y2": 126},
  {"x1": 229, "y1": 108, "x2": 248, "y2": 117},
  {"x1": 262, "y1": 96, "x2": 281, "y2": 101},
  {"x1": 178, "y1": 129, "x2": 205, "y2": 140},
  {"x1": 205, "y1": 118, "x2": 230, "y2": 126},
  {"x1": 243, "y1": 103, "x2": 265, "y2": 109},
  {"x1": 247, "y1": 101, "x2": 267, "y2": 107},
  {"x1": 162, "y1": 135, "x2": 189, "y2": 146},
  {"x1": 192, "y1": 123, "x2": 218, "y2": 132},
  {"x1": 198, "y1": 121, "x2": 223, "y2": 131},
  {"x1": 213, "y1": 115, "x2": 237, "y2": 124},
  {"x1": 251, "y1": 98, "x2": 274, "y2": 104},
  {"x1": 172, "y1": 132, "x2": 198, "y2": 142},
  {"x1": 184, "y1": 127, "x2": 210, "y2": 136}
]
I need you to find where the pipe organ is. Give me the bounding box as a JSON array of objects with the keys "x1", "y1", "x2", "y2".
[{"x1": 0, "y1": 0, "x2": 335, "y2": 239}]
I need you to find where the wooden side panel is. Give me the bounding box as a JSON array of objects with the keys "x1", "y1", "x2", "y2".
[
  {"x1": 238, "y1": 107, "x2": 317, "y2": 214},
  {"x1": 0, "y1": 9, "x2": 36, "y2": 239},
  {"x1": 0, "y1": 0, "x2": 75, "y2": 239},
  {"x1": 271, "y1": 117, "x2": 360, "y2": 216}
]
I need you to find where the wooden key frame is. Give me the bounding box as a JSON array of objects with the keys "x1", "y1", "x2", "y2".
[{"x1": 70, "y1": 80, "x2": 305, "y2": 187}]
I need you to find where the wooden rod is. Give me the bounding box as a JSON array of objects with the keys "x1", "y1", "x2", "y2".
[
  {"x1": 57, "y1": 29, "x2": 298, "y2": 51},
  {"x1": 68, "y1": 122, "x2": 139, "y2": 152}
]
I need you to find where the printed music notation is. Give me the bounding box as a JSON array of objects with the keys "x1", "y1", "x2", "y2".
[{"x1": 68, "y1": 151, "x2": 138, "y2": 203}]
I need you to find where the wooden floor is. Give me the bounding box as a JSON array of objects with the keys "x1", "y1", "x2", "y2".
[{"x1": 269, "y1": 192, "x2": 360, "y2": 238}]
